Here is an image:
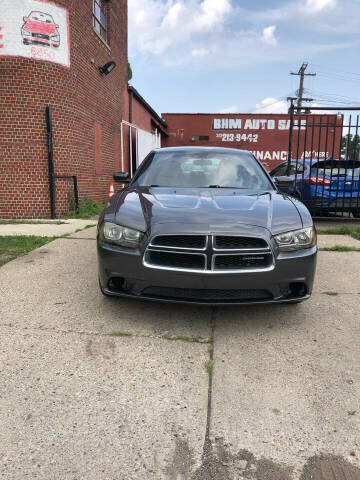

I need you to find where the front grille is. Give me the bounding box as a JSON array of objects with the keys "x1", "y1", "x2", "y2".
[
  {"x1": 145, "y1": 234, "x2": 273, "y2": 272},
  {"x1": 32, "y1": 33, "x2": 50, "y2": 40},
  {"x1": 214, "y1": 254, "x2": 273, "y2": 271},
  {"x1": 147, "y1": 251, "x2": 205, "y2": 270},
  {"x1": 214, "y1": 236, "x2": 268, "y2": 250},
  {"x1": 142, "y1": 287, "x2": 272, "y2": 302},
  {"x1": 151, "y1": 235, "x2": 206, "y2": 249}
]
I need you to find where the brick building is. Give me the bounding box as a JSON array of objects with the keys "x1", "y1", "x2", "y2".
[
  {"x1": 0, "y1": 0, "x2": 165, "y2": 219},
  {"x1": 122, "y1": 85, "x2": 168, "y2": 176}
]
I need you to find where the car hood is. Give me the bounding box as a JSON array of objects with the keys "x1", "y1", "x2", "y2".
[
  {"x1": 110, "y1": 187, "x2": 304, "y2": 235},
  {"x1": 24, "y1": 19, "x2": 57, "y2": 35}
]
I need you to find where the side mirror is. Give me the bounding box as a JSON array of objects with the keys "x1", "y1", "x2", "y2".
[
  {"x1": 275, "y1": 176, "x2": 294, "y2": 193},
  {"x1": 113, "y1": 172, "x2": 131, "y2": 183},
  {"x1": 55, "y1": 24, "x2": 59, "y2": 28}
]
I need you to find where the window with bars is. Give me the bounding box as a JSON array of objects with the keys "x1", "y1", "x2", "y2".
[{"x1": 93, "y1": 0, "x2": 107, "y2": 42}]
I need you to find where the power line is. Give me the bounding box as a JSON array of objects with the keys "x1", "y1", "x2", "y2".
[
  {"x1": 252, "y1": 92, "x2": 297, "y2": 112},
  {"x1": 309, "y1": 63, "x2": 360, "y2": 78}
]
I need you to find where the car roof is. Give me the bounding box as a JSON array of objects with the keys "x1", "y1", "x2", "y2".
[
  {"x1": 154, "y1": 146, "x2": 252, "y2": 154},
  {"x1": 29, "y1": 11, "x2": 54, "y2": 20}
]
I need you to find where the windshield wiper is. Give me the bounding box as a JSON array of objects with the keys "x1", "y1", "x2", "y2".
[{"x1": 248, "y1": 191, "x2": 271, "y2": 197}]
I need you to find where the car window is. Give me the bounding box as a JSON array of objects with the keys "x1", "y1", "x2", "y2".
[
  {"x1": 314, "y1": 167, "x2": 360, "y2": 177},
  {"x1": 29, "y1": 11, "x2": 54, "y2": 22},
  {"x1": 270, "y1": 163, "x2": 287, "y2": 177},
  {"x1": 133, "y1": 151, "x2": 274, "y2": 190},
  {"x1": 288, "y1": 162, "x2": 306, "y2": 175}
]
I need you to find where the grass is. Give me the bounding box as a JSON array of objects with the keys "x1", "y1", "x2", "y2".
[
  {"x1": 323, "y1": 291, "x2": 339, "y2": 296},
  {"x1": 63, "y1": 197, "x2": 106, "y2": 220},
  {"x1": 205, "y1": 360, "x2": 214, "y2": 374},
  {"x1": 319, "y1": 245, "x2": 360, "y2": 252},
  {"x1": 162, "y1": 334, "x2": 210, "y2": 344},
  {"x1": 317, "y1": 225, "x2": 360, "y2": 241},
  {"x1": 108, "y1": 331, "x2": 132, "y2": 337},
  {"x1": 0, "y1": 235, "x2": 55, "y2": 267},
  {"x1": 0, "y1": 219, "x2": 66, "y2": 225}
]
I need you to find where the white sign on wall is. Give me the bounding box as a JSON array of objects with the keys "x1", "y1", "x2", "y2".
[{"x1": 0, "y1": 0, "x2": 70, "y2": 68}]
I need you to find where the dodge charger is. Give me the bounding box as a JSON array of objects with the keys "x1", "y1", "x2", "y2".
[{"x1": 97, "y1": 147, "x2": 317, "y2": 305}]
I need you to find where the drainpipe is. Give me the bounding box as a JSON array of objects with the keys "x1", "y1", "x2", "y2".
[
  {"x1": 129, "y1": 87, "x2": 133, "y2": 124},
  {"x1": 45, "y1": 106, "x2": 56, "y2": 219}
]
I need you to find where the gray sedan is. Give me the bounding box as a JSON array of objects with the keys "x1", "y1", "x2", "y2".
[{"x1": 97, "y1": 147, "x2": 317, "y2": 305}]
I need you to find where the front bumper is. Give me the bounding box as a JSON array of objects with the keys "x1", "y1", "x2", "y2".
[{"x1": 97, "y1": 240, "x2": 317, "y2": 305}]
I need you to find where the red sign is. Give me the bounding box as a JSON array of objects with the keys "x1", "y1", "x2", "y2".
[{"x1": 162, "y1": 113, "x2": 342, "y2": 171}]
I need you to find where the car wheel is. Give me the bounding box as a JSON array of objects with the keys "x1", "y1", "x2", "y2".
[{"x1": 98, "y1": 278, "x2": 111, "y2": 296}]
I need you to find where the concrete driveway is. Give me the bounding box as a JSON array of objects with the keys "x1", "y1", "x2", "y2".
[{"x1": 0, "y1": 227, "x2": 359, "y2": 480}]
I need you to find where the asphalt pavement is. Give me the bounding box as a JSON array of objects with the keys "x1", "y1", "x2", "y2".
[{"x1": 0, "y1": 227, "x2": 359, "y2": 479}]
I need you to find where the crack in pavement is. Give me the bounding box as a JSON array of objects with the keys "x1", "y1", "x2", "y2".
[
  {"x1": 0, "y1": 322, "x2": 210, "y2": 345},
  {"x1": 165, "y1": 307, "x2": 360, "y2": 480}
]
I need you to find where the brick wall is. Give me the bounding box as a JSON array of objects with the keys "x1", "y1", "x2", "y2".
[{"x1": 0, "y1": 0, "x2": 128, "y2": 218}]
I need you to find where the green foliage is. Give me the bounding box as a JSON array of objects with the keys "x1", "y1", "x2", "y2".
[
  {"x1": 163, "y1": 334, "x2": 210, "y2": 344},
  {"x1": 205, "y1": 360, "x2": 214, "y2": 374},
  {"x1": 109, "y1": 331, "x2": 133, "y2": 337},
  {"x1": 317, "y1": 225, "x2": 360, "y2": 241},
  {"x1": 64, "y1": 197, "x2": 105, "y2": 219},
  {"x1": 0, "y1": 219, "x2": 65, "y2": 225},
  {"x1": 341, "y1": 134, "x2": 360, "y2": 160},
  {"x1": 0, "y1": 236, "x2": 55, "y2": 267},
  {"x1": 128, "y1": 62, "x2": 133, "y2": 81},
  {"x1": 319, "y1": 245, "x2": 360, "y2": 252}
]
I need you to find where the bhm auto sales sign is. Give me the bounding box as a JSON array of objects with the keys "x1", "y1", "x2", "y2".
[
  {"x1": 210, "y1": 114, "x2": 338, "y2": 170},
  {"x1": 0, "y1": 0, "x2": 70, "y2": 67}
]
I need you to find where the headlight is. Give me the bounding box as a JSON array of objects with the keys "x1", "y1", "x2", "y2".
[
  {"x1": 100, "y1": 222, "x2": 143, "y2": 248},
  {"x1": 274, "y1": 227, "x2": 316, "y2": 251}
]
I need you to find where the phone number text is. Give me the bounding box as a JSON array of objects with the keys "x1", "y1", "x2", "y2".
[{"x1": 216, "y1": 133, "x2": 259, "y2": 143}]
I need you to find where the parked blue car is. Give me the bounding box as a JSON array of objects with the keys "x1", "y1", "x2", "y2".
[{"x1": 270, "y1": 158, "x2": 360, "y2": 217}]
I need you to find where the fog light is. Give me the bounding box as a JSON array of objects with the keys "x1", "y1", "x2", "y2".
[
  {"x1": 289, "y1": 282, "x2": 307, "y2": 297},
  {"x1": 108, "y1": 277, "x2": 124, "y2": 292}
]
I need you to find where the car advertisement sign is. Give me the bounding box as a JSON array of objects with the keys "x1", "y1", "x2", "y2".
[{"x1": 0, "y1": 0, "x2": 70, "y2": 68}]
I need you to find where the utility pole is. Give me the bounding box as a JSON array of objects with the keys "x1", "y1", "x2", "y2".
[{"x1": 290, "y1": 63, "x2": 316, "y2": 113}]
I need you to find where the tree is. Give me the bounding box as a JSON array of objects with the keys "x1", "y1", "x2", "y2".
[
  {"x1": 341, "y1": 133, "x2": 360, "y2": 160},
  {"x1": 128, "y1": 62, "x2": 133, "y2": 81}
]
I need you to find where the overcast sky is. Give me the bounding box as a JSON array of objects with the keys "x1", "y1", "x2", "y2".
[{"x1": 128, "y1": 0, "x2": 360, "y2": 116}]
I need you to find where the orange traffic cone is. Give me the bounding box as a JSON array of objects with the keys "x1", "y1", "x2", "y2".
[{"x1": 108, "y1": 182, "x2": 115, "y2": 200}]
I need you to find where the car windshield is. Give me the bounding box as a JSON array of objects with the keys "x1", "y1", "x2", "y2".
[
  {"x1": 133, "y1": 150, "x2": 273, "y2": 189},
  {"x1": 29, "y1": 11, "x2": 54, "y2": 22}
]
